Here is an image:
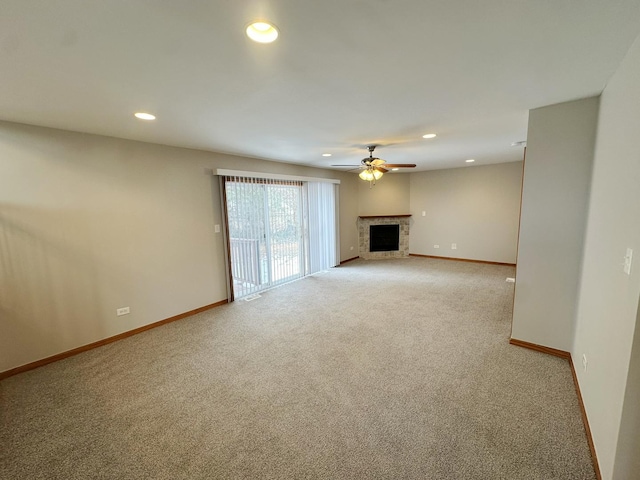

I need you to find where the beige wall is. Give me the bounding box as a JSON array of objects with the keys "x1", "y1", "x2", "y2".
[
  {"x1": 358, "y1": 172, "x2": 410, "y2": 216},
  {"x1": 571, "y1": 35, "x2": 640, "y2": 480},
  {"x1": 409, "y1": 162, "x2": 523, "y2": 264},
  {"x1": 511, "y1": 97, "x2": 599, "y2": 352},
  {"x1": 337, "y1": 175, "x2": 360, "y2": 260},
  {"x1": 0, "y1": 121, "x2": 359, "y2": 372},
  {"x1": 0, "y1": 117, "x2": 523, "y2": 373}
]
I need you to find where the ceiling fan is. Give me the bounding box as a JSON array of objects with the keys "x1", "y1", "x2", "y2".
[{"x1": 332, "y1": 145, "x2": 416, "y2": 185}]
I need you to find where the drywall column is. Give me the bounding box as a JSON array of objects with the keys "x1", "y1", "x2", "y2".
[
  {"x1": 612, "y1": 300, "x2": 640, "y2": 480},
  {"x1": 511, "y1": 97, "x2": 599, "y2": 351},
  {"x1": 572, "y1": 34, "x2": 640, "y2": 480}
]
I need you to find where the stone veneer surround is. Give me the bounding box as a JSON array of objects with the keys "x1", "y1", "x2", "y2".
[{"x1": 358, "y1": 215, "x2": 411, "y2": 260}]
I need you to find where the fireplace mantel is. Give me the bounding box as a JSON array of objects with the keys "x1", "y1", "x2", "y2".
[{"x1": 358, "y1": 214, "x2": 412, "y2": 219}]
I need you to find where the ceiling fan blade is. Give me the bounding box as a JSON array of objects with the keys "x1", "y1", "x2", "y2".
[
  {"x1": 383, "y1": 164, "x2": 416, "y2": 168},
  {"x1": 371, "y1": 158, "x2": 386, "y2": 166},
  {"x1": 374, "y1": 166, "x2": 388, "y2": 173}
]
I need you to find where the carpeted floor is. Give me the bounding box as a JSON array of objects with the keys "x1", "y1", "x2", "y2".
[{"x1": 0, "y1": 257, "x2": 596, "y2": 479}]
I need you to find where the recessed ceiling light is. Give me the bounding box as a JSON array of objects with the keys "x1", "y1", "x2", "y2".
[
  {"x1": 391, "y1": 168, "x2": 399, "y2": 171},
  {"x1": 322, "y1": 153, "x2": 332, "y2": 157},
  {"x1": 422, "y1": 133, "x2": 437, "y2": 139},
  {"x1": 465, "y1": 159, "x2": 475, "y2": 163},
  {"x1": 246, "y1": 22, "x2": 279, "y2": 43},
  {"x1": 134, "y1": 112, "x2": 156, "y2": 120}
]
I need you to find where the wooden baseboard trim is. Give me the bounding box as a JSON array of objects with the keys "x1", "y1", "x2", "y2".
[
  {"x1": 510, "y1": 337, "x2": 601, "y2": 479},
  {"x1": 509, "y1": 338, "x2": 571, "y2": 359},
  {"x1": 0, "y1": 299, "x2": 228, "y2": 381},
  {"x1": 339, "y1": 256, "x2": 359, "y2": 265},
  {"x1": 568, "y1": 356, "x2": 602, "y2": 480},
  {"x1": 409, "y1": 253, "x2": 516, "y2": 267}
]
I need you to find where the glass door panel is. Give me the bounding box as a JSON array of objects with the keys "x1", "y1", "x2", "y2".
[
  {"x1": 225, "y1": 179, "x2": 303, "y2": 299},
  {"x1": 266, "y1": 184, "x2": 304, "y2": 285}
]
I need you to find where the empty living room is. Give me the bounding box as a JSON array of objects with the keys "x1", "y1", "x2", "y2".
[{"x1": 1, "y1": 2, "x2": 640, "y2": 479}]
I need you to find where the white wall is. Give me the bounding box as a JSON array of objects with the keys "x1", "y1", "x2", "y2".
[
  {"x1": 0, "y1": 121, "x2": 359, "y2": 372},
  {"x1": 511, "y1": 97, "x2": 599, "y2": 351},
  {"x1": 571, "y1": 36, "x2": 640, "y2": 480},
  {"x1": 409, "y1": 162, "x2": 523, "y2": 264}
]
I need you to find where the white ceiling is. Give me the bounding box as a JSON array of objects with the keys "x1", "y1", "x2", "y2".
[{"x1": 2, "y1": 1, "x2": 640, "y2": 171}]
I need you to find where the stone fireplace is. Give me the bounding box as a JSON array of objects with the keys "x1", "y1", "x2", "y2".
[{"x1": 358, "y1": 215, "x2": 411, "y2": 260}]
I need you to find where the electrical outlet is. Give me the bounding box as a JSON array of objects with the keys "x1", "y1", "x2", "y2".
[
  {"x1": 214, "y1": 224, "x2": 221, "y2": 233},
  {"x1": 117, "y1": 307, "x2": 130, "y2": 316},
  {"x1": 422, "y1": 211, "x2": 426, "y2": 217},
  {"x1": 350, "y1": 246, "x2": 354, "y2": 251},
  {"x1": 434, "y1": 244, "x2": 440, "y2": 249},
  {"x1": 451, "y1": 243, "x2": 457, "y2": 250},
  {"x1": 582, "y1": 354, "x2": 588, "y2": 372}
]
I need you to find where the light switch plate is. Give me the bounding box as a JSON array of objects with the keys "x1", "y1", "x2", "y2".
[{"x1": 624, "y1": 248, "x2": 633, "y2": 275}]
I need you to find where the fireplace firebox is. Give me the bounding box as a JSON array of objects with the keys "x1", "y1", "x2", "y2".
[{"x1": 369, "y1": 224, "x2": 400, "y2": 252}]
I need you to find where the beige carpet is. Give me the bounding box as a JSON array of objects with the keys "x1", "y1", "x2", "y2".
[{"x1": 0, "y1": 257, "x2": 596, "y2": 479}]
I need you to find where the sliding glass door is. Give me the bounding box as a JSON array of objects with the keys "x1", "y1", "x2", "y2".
[
  {"x1": 224, "y1": 177, "x2": 304, "y2": 299},
  {"x1": 222, "y1": 174, "x2": 339, "y2": 301}
]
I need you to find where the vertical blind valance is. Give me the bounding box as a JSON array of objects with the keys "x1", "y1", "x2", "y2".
[
  {"x1": 216, "y1": 169, "x2": 340, "y2": 184},
  {"x1": 222, "y1": 175, "x2": 302, "y2": 186}
]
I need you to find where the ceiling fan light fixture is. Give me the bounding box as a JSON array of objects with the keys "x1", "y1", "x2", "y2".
[
  {"x1": 359, "y1": 169, "x2": 383, "y2": 181},
  {"x1": 246, "y1": 22, "x2": 279, "y2": 43},
  {"x1": 333, "y1": 146, "x2": 413, "y2": 185},
  {"x1": 422, "y1": 133, "x2": 437, "y2": 139}
]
